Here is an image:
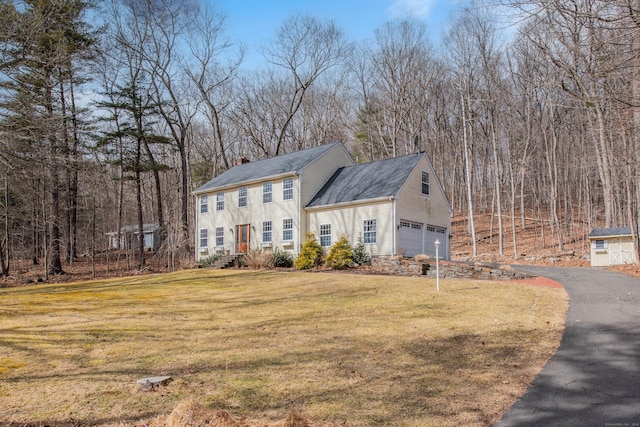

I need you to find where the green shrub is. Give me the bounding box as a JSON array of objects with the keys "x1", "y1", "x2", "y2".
[
  {"x1": 273, "y1": 247, "x2": 294, "y2": 268},
  {"x1": 242, "y1": 248, "x2": 274, "y2": 269},
  {"x1": 325, "y1": 236, "x2": 354, "y2": 270},
  {"x1": 295, "y1": 233, "x2": 324, "y2": 270},
  {"x1": 352, "y1": 236, "x2": 371, "y2": 266}
]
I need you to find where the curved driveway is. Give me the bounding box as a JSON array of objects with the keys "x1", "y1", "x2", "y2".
[{"x1": 494, "y1": 266, "x2": 640, "y2": 427}]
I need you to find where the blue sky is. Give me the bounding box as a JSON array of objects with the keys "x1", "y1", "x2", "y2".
[{"x1": 211, "y1": 0, "x2": 470, "y2": 68}]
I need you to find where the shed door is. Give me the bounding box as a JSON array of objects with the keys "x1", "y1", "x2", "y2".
[
  {"x1": 398, "y1": 220, "x2": 423, "y2": 257},
  {"x1": 609, "y1": 238, "x2": 634, "y2": 265},
  {"x1": 425, "y1": 225, "x2": 448, "y2": 260}
]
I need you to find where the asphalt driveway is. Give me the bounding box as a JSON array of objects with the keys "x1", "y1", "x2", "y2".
[{"x1": 494, "y1": 266, "x2": 640, "y2": 427}]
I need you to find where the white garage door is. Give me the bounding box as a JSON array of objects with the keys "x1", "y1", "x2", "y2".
[
  {"x1": 425, "y1": 225, "x2": 448, "y2": 259},
  {"x1": 399, "y1": 220, "x2": 423, "y2": 257}
]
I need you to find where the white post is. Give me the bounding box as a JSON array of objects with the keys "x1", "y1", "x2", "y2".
[{"x1": 435, "y1": 239, "x2": 440, "y2": 292}]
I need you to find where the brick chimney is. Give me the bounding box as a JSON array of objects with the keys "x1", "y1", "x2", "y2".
[{"x1": 236, "y1": 157, "x2": 250, "y2": 166}]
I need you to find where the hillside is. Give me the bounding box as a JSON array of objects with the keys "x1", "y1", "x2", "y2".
[
  {"x1": 450, "y1": 212, "x2": 591, "y2": 267},
  {"x1": 5, "y1": 212, "x2": 640, "y2": 288}
]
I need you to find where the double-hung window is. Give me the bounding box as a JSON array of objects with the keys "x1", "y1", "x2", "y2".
[
  {"x1": 283, "y1": 178, "x2": 293, "y2": 201},
  {"x1": 200, "y1": 195, "x2": 208, "y2": 213},
  {"x1": 199, "y1": 229, "x2": 208, "y2": 248},
  {"x1": 363, "y1": 219, "x2": 377, "y2": 244},
  {"x1": 216, "y1": 191, "x2": 225, "y2": 211},
  {"x1": 215, "y1": 227, "x2": 224, "y2": 247},
  {"x1": 263, "y1": 182, "x2": 272, "y2": 204},
  {"x1": 320, "y1": 224, "x2": 331, "y2": 247},
  {"x1": 283, "y1": 218, "x2": 293, "y2": 241},
  {"x1": 421, "y1": 171, "x2": 430, "y2": 195},
  {"x1": 238, "y1": 186, "x2": 247, "y2": 208},
  {"x1": 263, "y1": 221, "x2": 272, "y2": 243}
]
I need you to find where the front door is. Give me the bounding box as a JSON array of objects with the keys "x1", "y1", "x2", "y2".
[{"x1": 236, "y1": 224, "x2": 250, "y2": 253}]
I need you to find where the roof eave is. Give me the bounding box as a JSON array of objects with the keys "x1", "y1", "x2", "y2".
[
  {"x1": 306, "y1": 196, "x2": 394, "y2": 211},
  {"x1": 192, "y1": 171, "x2": 299, "y2": 195}
]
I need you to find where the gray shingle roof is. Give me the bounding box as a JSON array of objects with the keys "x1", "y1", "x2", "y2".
[
  {"x1": 307, "y1": 153, "x2": 423, "y2": 207},
  {"x1": 194, "y1": 142, "x2": 343, "y2": 193},
  {"x1": 589, "y1": 227, "x2": 633, "y2": 238}
]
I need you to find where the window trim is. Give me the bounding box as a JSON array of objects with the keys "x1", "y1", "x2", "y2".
[
  {"x1": 320, "y1": 224, "x2": 332, "y2": 247},
  {"x1": 238, "y1": 186, "x2": 248, "y2": 208},
  {"x1": 216, "y1": 191, "x2": 225, "y2": 211},
  {"x1": 199, "y1": 229, "x2": 208, "y2": 248},
  {"x1": 215, "y1": 227, "x2": 224, "y2": 247},
  {"x1": 421, "y1": 170, "x2": 430, "y2": 195},
  {"x1": 283, "y1": 178, "x2": 294, "y2": 201},
  {"x1": 200, "y1": 195, "x2": 208, "y2": 214},
  {"x1": 283, "y1": 218, "x2": 293, "y2": 241},
  {"x1": 363, "y1": 219, "x2": 377, "y2": 244},
  {"x1": 263, "y1": 182, "x2": 273, "y2": 204},
  {"x1": 262, "y1": 221, "x2": 273, "y2": 243}
]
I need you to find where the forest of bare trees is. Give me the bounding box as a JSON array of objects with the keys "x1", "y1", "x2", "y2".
[{"x1": 2, "y1": 0, "x2": 640, "y2": 277}]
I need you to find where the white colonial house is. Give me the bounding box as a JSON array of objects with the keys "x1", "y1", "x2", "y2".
[{"x1": 193, "y1": 142, "x2": 452, "y2": 261}]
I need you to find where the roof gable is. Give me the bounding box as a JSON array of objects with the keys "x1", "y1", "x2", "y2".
[
  {"x1": 194, "y1": 142, "x2": 343, "y2": 193},
  {"x1": 307, "y1": 153, "x2": 423, "y2": 207}
]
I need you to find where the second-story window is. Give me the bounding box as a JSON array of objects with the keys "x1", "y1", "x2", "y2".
[
  {"x1": 238, "y1": 186, "x2": 247, "y2": 208},
  {"x1": 263, "y1": 182, "x2": 272, "y2": 204},
  {"x1": 200, "y1": 195, "x2": 208, "y2": 213},
  {"x1": 421, "y1": 171, "x2": 430, "y2": 195},
  {"x1": 216, "y1": 191, "x2": 224, "y2": 211},
  {"x1": 283, "y1": 178, "x2": 293, "y2": 200}
]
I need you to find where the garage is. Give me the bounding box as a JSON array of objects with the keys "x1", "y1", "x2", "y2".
[
  {"x1": 425, "y1": 224, "x2": 448, "y2": 260},
  {"x1": 398, "y1": 220, "x2": 423, "y2": 257}
]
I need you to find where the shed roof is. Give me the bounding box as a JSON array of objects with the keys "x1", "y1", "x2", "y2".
[
  {"x1": 307, "y1": 152, "x2": 423, "y2": 208},
  {"x1": 588, "y1": 227, "x2": 633, "y2": 238},
  {"x1": 193, "y1": 142, "x2": 346, "y2": 194}
]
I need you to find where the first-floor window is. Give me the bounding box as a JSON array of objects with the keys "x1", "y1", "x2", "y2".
[
  {"x1": 320, "y1": 224, "x2": 331, "y2": 247},
  {"x1": 215, "y1": 227, "x2": 224, "y2": 247},
  {"x1": 263, "y1": 221, "x2": 272, "y2": 243},
  {"x1": 594, "y1": 239, "x2": 606, "y2": 250},
  {"x1": 283, "y1": 218, "x2": 293, "y2": 241},
  {"x1": 199, "y1": 229, "x2": 208, "y2": 248},
  {"x1": 364, "y1": 219, "x2": 377, "y2": 243}
]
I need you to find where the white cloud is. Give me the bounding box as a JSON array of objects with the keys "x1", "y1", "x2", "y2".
[{"x1": 387, "y1": 0, "x2": 436, "y2": 19}]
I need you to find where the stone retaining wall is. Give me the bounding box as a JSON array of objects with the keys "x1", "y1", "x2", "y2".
[{"x1": 371, "y1": 258, "x2": 535, "y2": 281}]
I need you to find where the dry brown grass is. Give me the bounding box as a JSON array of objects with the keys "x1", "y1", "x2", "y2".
[{"x1": 0, "y1": 269, "x2": 567, "y2": 426}]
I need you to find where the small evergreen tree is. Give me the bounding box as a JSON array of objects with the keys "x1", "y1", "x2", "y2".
[
  {"x1": 352, "y1": 236, "x2": 371, "y2": 266},
  {"x1": 273, "y1": 247, "x2": 294, "y2": 268},
  {"x1": 325, "y1": 236, "x2": 354, "y2": 270},
  {"x1": 295, "y1": 233, "x2": 323, "y2": 270}
]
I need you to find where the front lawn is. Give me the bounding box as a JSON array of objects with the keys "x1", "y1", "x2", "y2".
[{"x1": 0, "y1": 269, "x2": 567, "y2": 426}]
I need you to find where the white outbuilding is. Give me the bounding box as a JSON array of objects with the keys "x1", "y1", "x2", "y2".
[{"x1": 588, "y1": 227, "x2": 636, "y2": 267}]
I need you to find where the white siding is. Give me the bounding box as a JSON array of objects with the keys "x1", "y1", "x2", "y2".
[
  {"x1": 299, "y1": 144, "x2": 354, "y2": 206},
  {"x1": 307, "y1": 201, "x2": 394, "y2": 257},
  {"x1": 395, "y1": 155, "x2": 451, "y2": 259},
  {"x1": 298, "y1": 144, "x2": 354, "y2": 249},
  {"x1": 195, "y1": 176, "x2": 301, "y2": 260},
  {"x1": 590, "y1": 236, "x2": 635, "y2": 267}
]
